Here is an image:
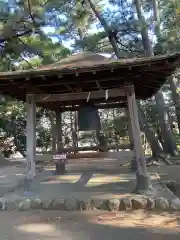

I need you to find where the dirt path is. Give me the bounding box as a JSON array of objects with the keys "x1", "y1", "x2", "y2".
[
  {"x1": 0, "y1": 165, "x2": 26, "y2": 197},
  {"x1": 149, "y1": 165, "x2": 180, "y2": 197},
  {"x1": 1, "y1": 210, "x2": 180, "y2": 240},
  {"x1": 149, "y1": 165, "x2": 180, "y2": 182}
]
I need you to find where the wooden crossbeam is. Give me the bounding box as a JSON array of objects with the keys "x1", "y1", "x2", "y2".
[
  {"x1": 35, "y1": 88, "x2": 125, "y2": 103},
  {"x1": 35, "y1": 76, "x2": 125, "y2": 87},
  {"x1": 60, "y1": 102, "x2": 127, "y2": 112}
]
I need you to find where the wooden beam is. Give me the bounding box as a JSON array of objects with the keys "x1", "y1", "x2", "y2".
[
  {"x1": 55, "y1": 109, "x2": 63, "y2": 153},
  {"x1": 38, "y1": 97, "x2": 127, "y2": 111},
  {"x1": 0, "y1": 67, "x2": 168, "y2": 88},
  {"x1": 96, "y1": 80, "x2": 101, "y2": 89},
  {"x1": 21, "y1": 83, "x2": 46, "y2": 94},
  {"x1": 35, "y1": 88, "x2": 126, "y2": 103},
  {"x1": 60, "y1": 102, "x2": 127, "y2": 112},
  {"x1": 64, "y1": 84, "x2": 72, "y2": 91},
  {"x1": 61, "y1": 144, "x2": 130, "y2": 152},
  {"x1": 26, "y1": 93, "x2": 36, "y2": 178},
  {"x1": 39, "y1": 144, "x2": 130, "y2": 153},
  {"x1": 126, "y1": 84, "x2": 147, "y2": 175},
  {"x1": 172, "y1": 56, "x2": 180, "y2": 67},
  {"x1": 125, "y1": 108, "x2": 134, "y2": 150},
  {"x1": 31, "y1": 76, "x2": 125, "y2": 87},
  {"x1": 26, "y1": 66, "x2": 170, "y2": 88}
]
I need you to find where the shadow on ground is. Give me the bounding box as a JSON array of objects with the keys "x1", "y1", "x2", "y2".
[
  {"x1": 2, "y1": 210, "x2": 180, "y2": 240},
  {"x1": 2, "y1": 158, "x2": 178, "y2": 202},
  {"x1": 21, "y1": 165, "x2": 161, "y2": 201},
  {"x1": 14, "y1": 167, "x2": 136, "y2": 200}
]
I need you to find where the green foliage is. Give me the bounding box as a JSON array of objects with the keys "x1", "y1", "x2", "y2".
[
  {"x1": 0, "y1": 0, "x2": 179, "y2": 157},
  {"x1": 36, "y1": 125, "x2": 51, "y2": 152}
]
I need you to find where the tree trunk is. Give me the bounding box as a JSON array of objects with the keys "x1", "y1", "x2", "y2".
[
  {"x1": 96, "y1": 130, "x2": 108, "y2": 152},
  {"x1": 167, "y1": 108, "x2": 174, "y2": 131},
  {"x1": 14, "y1": 138, "x2": 26, "y2": 157},
  {"x1": 135, "y1": 0, "x2": 153, "y2": 56},
  {"x1": 155, "y1": 92, "x2": 177, "y2": 155},
  {"x1": 86, "y1": 0, "x2": 151, "y2": 191},
  {"x1": 92, "y1": 0, "x2": 165, "y2": 158},
  {"x1": 152, "y1": 0, "x2": 177, "y2": 154},
  {"x1": 137, "y1": 102, "x2": 163, "y2": 157},
  {"x1": 169, "y1": 76, "x2": 180, "y2": 133},
  {"x1": 152, "y1": 0, "x2": 160, "y2": 39},
  {"x1": 135, "y1": 0, "x2": 177, "y2": 156},
  {"x1": 85, "y1": 0, "x2": 121, "y2": 58}
]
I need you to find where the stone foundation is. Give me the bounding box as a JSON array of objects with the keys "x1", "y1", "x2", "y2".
[{"x1": 1, "y1": 195, "x2": 180, "y2": 212}]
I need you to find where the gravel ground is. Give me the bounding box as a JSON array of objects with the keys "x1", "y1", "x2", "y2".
[
  {"x1": 1, "y1": 160, "x2": 180, "y2": 239},
  {"x1": 1, "y1": 210, "x2": 180, "y2": 240},
  {"x1": 0, "y1": 165, "x2": 26, "y2": 197}
]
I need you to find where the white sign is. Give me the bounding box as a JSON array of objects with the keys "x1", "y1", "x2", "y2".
[{"x1": 53, "y1": 154, "x2": 67, "y2": 160}]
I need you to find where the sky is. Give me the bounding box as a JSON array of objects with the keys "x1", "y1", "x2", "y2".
[
  {"x1": 42, "y1": 0, "x2": 111, "y2": 49},
  {"x1": 42, "y1": 20, "x2": 103, "y2": 49},
  {"x1": 41, "y1": 0, "x2": 156, "y2": 52}
]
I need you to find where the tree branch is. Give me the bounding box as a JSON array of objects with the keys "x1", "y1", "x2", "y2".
[
  {"x1": 19, "y1": 54, "x2": 34, "y2": 69},
  {"x1": 27, "y1": 0, "x2": 39, "y2": 27},
  {"x1": 0, "y1": 29, "x2": 32, "y2": 42},
  {"x1": 17, "y1": 37, "x2": 44, "y2": 57}
]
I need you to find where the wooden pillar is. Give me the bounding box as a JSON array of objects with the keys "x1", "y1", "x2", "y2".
[
  {"x1": 26, "y1": 94, "x2": 36, "y2": 178},
  {"x1": 71, "y1": 111, "x2": 78, "y2": 153},
  {"x1": 55, "y1": 109, "x2": 65, "y2": 175},
  {"x1": 126, "y1": 84, "x2": 150, "y2": 191},
  {"x1": 52, "y1": 124, "x2": 56, "y2": 154},
  {"x1": 112, "y1": 108, "x2": 119, "y2": 151},
  {"x1": 125, "y1": 108, "x2": 136, "y2": 170},
  {"x1": 49, "y1": 111, "x2": 56, "y2": 154},
  {"x1": 55, "y1": 109, "x2": 63, "y2": 153},
  {"x1": 126, "y1": 108, "x2": 134, "y2": 150},
  {"x1": 74, "y1": 111, "x2": 78, "y2": 149}
]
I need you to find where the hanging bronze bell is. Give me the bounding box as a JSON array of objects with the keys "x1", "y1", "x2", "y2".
[{"x1": 78, "y1": 104, "x2": 101, "y2": 131}]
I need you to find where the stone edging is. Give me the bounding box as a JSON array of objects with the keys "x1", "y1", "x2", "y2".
[{"x1": 1, "y1": 195, "x2": 180, "y2": 212}]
